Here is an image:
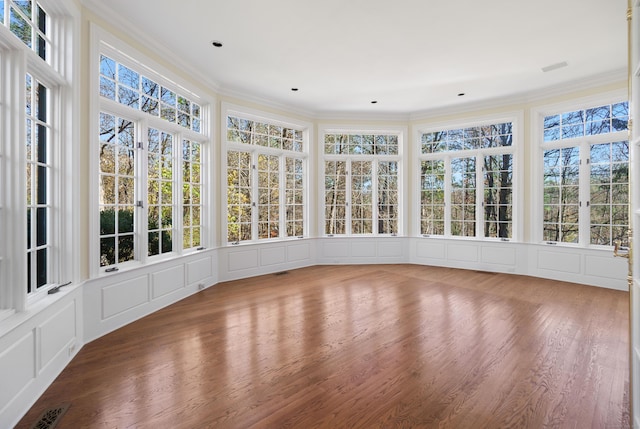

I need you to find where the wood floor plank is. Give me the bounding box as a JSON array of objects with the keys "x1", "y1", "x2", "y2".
[{"x1": 15, "y1": 265, "x2": 629, "y2": 428}]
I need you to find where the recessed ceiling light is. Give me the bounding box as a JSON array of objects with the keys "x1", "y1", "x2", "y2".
[
  {"x1": 371, "y1": 100, "x2": 378, "y2": 104},
  {"x1": 291, "y1": 88, "x2": 299, "y2": 92},
  {"x1": 211, "y1": 40, "x2": 223, "y2": 48},
  {"x1": 458, "y1": 93, "x2": 465, "y2": 97}
]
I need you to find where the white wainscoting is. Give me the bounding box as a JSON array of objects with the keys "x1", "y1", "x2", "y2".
[
  {"x1": 218, "y1": 239, "x2": 315, "y2": 282},
  {"x1": 410, "y1": 238, "x2": 528, "y2": 274},
  {"x1": 83, "y1": 250, "x2": 218, "y2": 343},
  {"x1": 529, "y1": 244, "x2": 627, "y2": 290},
  {"x1": 0, "y1": 287, "x2": 82, "y2": 429},
  {"x1": 409, "y1": 238, "x2": 627, "y2": 290},
  {"x1": 315, "y1": 237, "x2": 407, "y2": 265}
]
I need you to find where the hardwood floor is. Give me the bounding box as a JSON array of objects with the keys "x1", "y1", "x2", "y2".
[{"x1": 16, "y1": 265, "x2": 629, "y2": 428}]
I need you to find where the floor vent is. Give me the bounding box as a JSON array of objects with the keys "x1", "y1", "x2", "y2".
[
  {"x1": 31, "y1": 403, "x2": 70, "y2": 429},
  {"x1": 274, "y1": 271, "x2": 289, "y2": 276}
]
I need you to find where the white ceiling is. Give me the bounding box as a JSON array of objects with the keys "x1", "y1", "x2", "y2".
[{"x1": 83, "y1": 0, "x2": 628, "y2": 116}]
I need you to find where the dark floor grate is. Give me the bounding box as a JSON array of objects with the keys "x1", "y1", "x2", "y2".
[
  {"x1": 31, "y1": 403, "x2": 70, "y2": 429},
  {"x1": 274, "y1": 271, "x2": 289, "y2": 275}
]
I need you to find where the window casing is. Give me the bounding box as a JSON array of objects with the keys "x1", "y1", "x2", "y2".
[
  {"x1": 418, "y1": 121, "x2": 516, "y2": 240},
  {"x1": 95, "y1": 42, "x2": 208, "y2": 273},
  {"x1": 322, "y1": 131, "x2": 402, "y2": 236},
  {"x1": 225, "y1": 111, "x2": 308, "y2": 244},
  {"x1": 540, "y1": 101, "x2": 629, "y2": 246}
]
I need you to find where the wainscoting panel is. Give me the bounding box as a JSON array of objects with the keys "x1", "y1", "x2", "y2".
[
  {"x1": 321, "y1": 240, "x2": 350, "y2": 260},
  {"x1": 0, "y1": 286, "x2": 82, "y2": 429},
  {"x1": 316, "y1": 238, "x2": 408, "y2": 264},
  {"x1": 38, "y1": 301, "x2": 76, "y2": 372},
  {"x1": 537, "y1": 249, "x2": 581, "y2": 274},
  {"x1": 287, "y1": 242, "x2": 311, "y2": 262},
  {"x1": 448, "y1": 243, "x2": 479, "y2": 263},
  {"x1": 152, "y1": 265, "x2": 185, "y2": 299},
  {"x1": 219, "y1": 240, "x2": 315, "y2": 281},
  {"x1": 481, "y1": 245, "x2": 517, "y2": 266},
  {"x1": 228, "y1": 249, "x2": 259, "y2": 272},
  {"x1": 102, "y1": 275, "x2": 149, "y2": 320},
  {"x1": 187, "y1": 256, "x2": 213, "y2": 285},
  {"x1": 0, "y1": 331, "x2": 35, "y2": 417},
  {"x1": 260, "y1": 246, "x2": 286, "y2": 266},
  {"x1": 415, "y1": 240, "x2": 446, "y2": 260},
  {"x1": 84, "y1": 251, "x2": 218, "y2": 343},
  {"x1": 352, "y1": 241, "x2": 377, "y2": 257},
  {"x1": 378, "y1": 240, "x2": 403, "y2": 258},
  {"x1": 584, "y1": 254, "x2": 625, "y2": 280}
]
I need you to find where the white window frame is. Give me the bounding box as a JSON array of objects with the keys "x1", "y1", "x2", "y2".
[
  {"x1": 531, "y1": 89, "x2": 629, "y2": 248},
  {"x1": 319, "y1": 125, "x2": 407, "y2": 237},
  {"x1": 0, "y1": 0, "x2": 78, "y2": 315},
  {"x1": 414, "y1": 112, "x2": 523, "y2": 241},
  {"x1": 90, "y1": 24, "x2": 212, "y2": 277},
  {"x1": 222, "y1": 102, "x2": 311, "y2": 245}
]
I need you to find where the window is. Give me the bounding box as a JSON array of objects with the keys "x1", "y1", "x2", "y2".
[
  {"x1": 96, "y1": 45, "x2": 208, "y2": 272},
  {"x1": 322, "y1": 131, "x2": 401, "y2": 235},
  {"x1": 541, "y1": 101, "x2": 629, "y2": 246},
  {"x1": 2, "y1": 0, "x2": 49, "y2": 60},
  {"x1": 26, "y1": 73, "x2": 52, "y2": 292},
  {"x1": 182, "y1": 139, "x2": 202, "y2": 250},
  {"x1": 419, "y1": 121, "x2": 515, "y2": 239},
  {"x1": 225, "y1": 111, "x2": 308, "y2": 244},
  {"x1": 0, "y1": 0, "x2": 75, "y2": 310},
  {"x1": 99, "y1": 54, "x2": 202, "y2": 133}
]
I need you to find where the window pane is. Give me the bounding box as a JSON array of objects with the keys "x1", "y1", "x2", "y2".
[
  {"x1": 543, "y1": 147, "x2": 579, "y2": 243},
  {"x1": 589, "y1": 141, "x2": 629, "y2": 246},
  {"x1": 351, "y1": 161, "x2": 373, "y2": 234},
  {"x1": 420, "y1": 160, "x2": 445, "y2": 235},
  {"x1": 257, "y1": 154, "x2": 279, "y2": 239},
  {"x1": 378, "y1": 162, "x2": 398, "y2": 234},
  {"x1": 325, "y1": 160, "x2": 347, "y2": 234},
  {"x1": 98, "y1": 113, "x2": 137, "y2": 266},
  {"x1": 450, "y1": 157, "x2": 476, "y2": 237},
  {"x1": 484, "y1": 154, "x2": 512, "y2": 238},
  {"x1": 147, "y1": 128, "x2": 173, "y2": 256},
  {"x1": 227, "y1": 151, "x2": 252, "y2": 242}
]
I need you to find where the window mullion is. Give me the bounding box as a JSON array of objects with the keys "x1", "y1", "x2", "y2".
[
  {"x1": 476, "y1": 154, "x2": 484, "y2": 238},
  {"x1": 444, "y1": 156, "x2": 452, "y2": 236},
  {"x1": 346, "y1": 160, "x2": 352, "y2": 235},
  {"x1": 138, "y1": 121, "x2": 148, "y2": 263},
  {"x1": 372, "y1": 160, "x2": 379, "y2": 234},
  {"x1": 251, "y1": 151, "x2": 258, "y2": 242},
  {"x1": 279, "y1": 155, "x2": 285, "y2": 239},
  {"x1": 579, "y1": 142, "x2": 591, "y2": 245},
  {"x1": 174, "y1": 133, "x2": 183, "y2": 254}
]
